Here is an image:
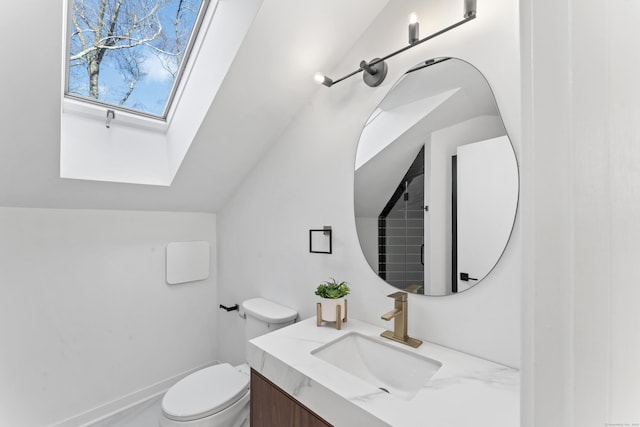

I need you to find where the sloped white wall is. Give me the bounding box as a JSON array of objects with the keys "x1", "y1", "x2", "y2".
[
  {"x1": 217, "y1": 0, "x2": 520, "y2": 368},
  {"x1": 0, "y1": 208, "x2": 217, "y2": 426}
]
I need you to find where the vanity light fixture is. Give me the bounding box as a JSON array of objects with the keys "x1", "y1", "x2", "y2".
[{"x1": 314, "y1": 0, "x2": 476, "y2": 88}]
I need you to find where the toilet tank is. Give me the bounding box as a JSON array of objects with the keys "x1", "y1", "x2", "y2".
[{"x1": 241, "y1": 298, "x2": 298, "y2": 341}]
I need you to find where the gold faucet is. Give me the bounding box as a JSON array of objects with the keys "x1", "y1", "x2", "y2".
[{"x1": 380, "y1": 291, "x2": 422, "y2": 348}]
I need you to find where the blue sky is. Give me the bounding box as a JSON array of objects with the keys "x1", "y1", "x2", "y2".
[{"x1": 67, "y1": 0, "x2": 204, "y2": 117}]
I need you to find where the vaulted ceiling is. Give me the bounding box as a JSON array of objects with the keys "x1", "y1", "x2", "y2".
[{"x1": 0, "y1": 0, "x2": 389, "y2": 212}]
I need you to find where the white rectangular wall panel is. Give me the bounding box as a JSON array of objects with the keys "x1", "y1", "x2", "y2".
[{"x1": 166, "y1": 241, "x2": 210, "y2": 284}]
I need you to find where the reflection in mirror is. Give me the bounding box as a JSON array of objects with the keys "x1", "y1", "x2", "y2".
[{"x1": 354, "y1": 58, "x2": 518, "y2": 296}]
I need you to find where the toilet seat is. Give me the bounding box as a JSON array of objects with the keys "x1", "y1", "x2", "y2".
[{"x1": 162, "y1": 363, "x2": 249, "y2": 422}]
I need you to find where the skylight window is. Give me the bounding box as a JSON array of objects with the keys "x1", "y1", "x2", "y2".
[{"x1": 65, "y1": 0, "x2": 209, "y2": 119}]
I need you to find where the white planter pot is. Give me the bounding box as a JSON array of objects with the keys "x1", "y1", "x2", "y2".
[{"x1": 319, "y1": 297, "x2": 347, "y2": 322}]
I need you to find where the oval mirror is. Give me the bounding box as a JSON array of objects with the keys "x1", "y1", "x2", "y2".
[{"x1": 354, "y1": 58, "x2": 518, "y2": 296}]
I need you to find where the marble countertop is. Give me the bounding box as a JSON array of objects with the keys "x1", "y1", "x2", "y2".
[{"x1": 247, "y1": 317, "x2": 519, "y2": 427}]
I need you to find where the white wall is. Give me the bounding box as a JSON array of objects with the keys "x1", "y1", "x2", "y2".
[
  {"x1": 521, "y1": 0, "x2": 640, "y2": 425},
  {"x1": 0, "y1": 208, "x2": 217, "y2": 426},
  {"x1": 217, "y1": 0, "x2": 521, "y2": 368}
]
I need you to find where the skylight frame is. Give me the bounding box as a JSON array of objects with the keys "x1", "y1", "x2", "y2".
[{"x1": 63, "y1": 0, "x2": 211, "y2": 122}]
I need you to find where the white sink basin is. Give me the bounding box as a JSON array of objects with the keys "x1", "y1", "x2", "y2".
[{"x1": 311, "y1": 332, "x2": 441, "y2": 400}]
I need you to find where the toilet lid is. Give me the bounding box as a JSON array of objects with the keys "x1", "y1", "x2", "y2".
[
  {"x1": 242, "y1": 298, "x2": 298, "y2": 324},
  {"x1": 162, "y1": 363, "x2": 249, "y2": 422}
]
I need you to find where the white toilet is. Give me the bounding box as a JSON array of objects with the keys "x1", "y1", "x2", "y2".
[{"x1": 160, "y1": 298, "x2": 298, "y2": 427}]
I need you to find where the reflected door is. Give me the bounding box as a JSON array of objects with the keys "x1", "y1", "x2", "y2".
[{"x1": 456, "y1": 136, "x2": 519, "y2": 292}]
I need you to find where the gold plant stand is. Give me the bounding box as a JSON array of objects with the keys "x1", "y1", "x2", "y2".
[{"x1": 316, "y1": 300, "x2": 348, "y2": 330}]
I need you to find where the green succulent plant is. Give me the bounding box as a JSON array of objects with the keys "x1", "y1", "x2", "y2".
[{"x1": 315, "y1": 278, "x2": 350, "y2": 299}]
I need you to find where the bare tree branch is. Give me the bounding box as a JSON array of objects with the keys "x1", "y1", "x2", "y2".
[
  {"x1": 69, "y1": 31, "x2": 166, "y2": 62},
  {"x1": 117, "y1": 53, "x2": 144, "y2": 105},
  {"x1": 68, "y1": 0, "x2": 196, "y2": 107},
  {"x1": 71, "y1": 2, "x2": 89, "y2": 53}
]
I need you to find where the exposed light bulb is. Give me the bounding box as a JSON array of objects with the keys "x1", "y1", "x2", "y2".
[
  {"x1": 313, "y1": 72, "x2": 333, "y2": 87},
  {"x1": 408, "y1": 13, "x2": 419, "y2": 45}
]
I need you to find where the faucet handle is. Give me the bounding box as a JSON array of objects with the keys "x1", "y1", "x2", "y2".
[{"x1": 386, "y1": 291, "x2": 408, "y2": 301}]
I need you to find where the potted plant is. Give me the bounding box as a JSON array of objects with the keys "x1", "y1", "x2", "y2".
[{"x1": 315, "y1": 278, "x2": 350, "y2": 328}]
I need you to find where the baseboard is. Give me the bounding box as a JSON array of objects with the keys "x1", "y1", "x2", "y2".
[{"x1": 50, "y1": 361, "x2": 220, "y2": 427}]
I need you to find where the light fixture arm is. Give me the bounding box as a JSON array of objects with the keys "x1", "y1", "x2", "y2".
[
  {"x1": 360, "y1": 59, "x2": 388, "y2": 87},
  {"x1": 318, "y1": 12, "x2": 476, "y2": 88},
  {"x1": 376, "y1": 14, "x2": 475, "y2": 65},
  {"x1": 359, "y1": 60, "x2": 378, "y2": 75}
]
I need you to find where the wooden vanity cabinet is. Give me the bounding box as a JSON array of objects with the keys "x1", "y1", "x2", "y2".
[{"x1": 250, "y1": 369, "x2": 332, "y2": 427}]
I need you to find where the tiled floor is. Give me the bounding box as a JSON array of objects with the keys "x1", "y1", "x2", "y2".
[
  {"x1": 88, "y1": 395, "x2": 163, "y2": 427},
  {"x1": 86, "y1": 365, "x2": 250, "y2": 426}
]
